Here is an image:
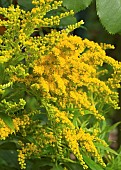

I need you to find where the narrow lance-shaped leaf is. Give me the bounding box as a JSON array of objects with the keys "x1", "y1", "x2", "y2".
[
  {"x1": 101, "y1": 122, "x2": 121, "y2": 134},
  {"x1": 95, "y1": 143, "x2": 118, "y2": 156},
  {"x1": 83, "y1": 155, "x2": 104, "y2": 170},
  {"x1": 96, "y1": 0, "x2": 121, "y2": 34}
]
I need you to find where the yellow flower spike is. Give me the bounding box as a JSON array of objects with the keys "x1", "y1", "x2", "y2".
[{"x1": 63, "y1": 128, "x2": 88, "y2": 169}]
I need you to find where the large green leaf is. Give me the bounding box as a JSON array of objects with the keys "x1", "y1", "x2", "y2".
[
  {"x1": 96, "y1": 0, "x2": 121, "y2": 34},
  {"x1": 0, "y1": 149, "x2": 19, "y2": 169},
  {"x1": 0, "y1": 157, "x2": 7, "y2": 166},
  {"x1": 18, "y1": 0, "x2": 35, "y2": 11},
  {"x1": 0, "y1": 141, "x2": 17, "y2": 150},
  {"x1": 63, "y1": 0, "x2": 93, "y2": 12},
  {"x1": 31, "y1": 158, "x2": 54, "y2": 170},
  {"x1": 0, "y1": 0, "x2": 11, "y2": 7}
]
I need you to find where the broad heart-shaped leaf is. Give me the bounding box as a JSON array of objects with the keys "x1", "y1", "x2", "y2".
[
  {"x1": 63, "y1": 0, "x2": 93, "y2": 12},
  {"x1": 83, "y1": 155, "x2": 104, "y2": 170},
  {"x1": 96, "y1": 0, "x2": 121, "y2": 34},
  {"x1": 18, "y1": 0, "x2": 35, "y2": 11},
  {"x1": 0, "y1": 113, "x2": 15, "y2": 132}
]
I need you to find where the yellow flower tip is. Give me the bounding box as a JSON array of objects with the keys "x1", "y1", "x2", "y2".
[{"x1": 83, "y1": 165, "x2": 88, "y2": 169}]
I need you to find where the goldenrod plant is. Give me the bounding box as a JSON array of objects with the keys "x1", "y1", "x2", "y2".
[{"x1": 0, "y1": 0, "x2": 121, "y2": 170}]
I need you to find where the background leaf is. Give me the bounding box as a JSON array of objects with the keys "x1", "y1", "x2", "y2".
[
  {"x1": 63, "y1": 0, "x2": 93, "y2": 12},
  {"x1": 0, "y1": 141, "x2": 17, "y2": 150},
  {"x1": 0, "y1": 149, "x2": 19, "y2": 169},
  {"x1": 17, "y1": 0, "x2": 35, "y2": 11},
  {"x1": 0, "y1": 0, "x2": 11, "y2": 7},
  {"x1": 31, "y1": 158, "x2": 54, "y2": 170},
  {"x1": 60, "y1": 16, "x2": 77, "y2": 27},
  {"x1": 96, "y1": 0, "x2": 121, "y2": 34}
]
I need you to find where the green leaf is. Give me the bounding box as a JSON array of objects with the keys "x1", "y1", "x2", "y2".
[
  {"x1": 101, "y1": 122, "x2": 121, "y2": 134},
  {"x1": 60, "y1": 16, "x2": 77, "y2": 27},
  {"x1": 0, "y1": 141, "x2": 17, "y2": 150},
  {"x1": 0, "y1": 64, "x2": 5, "y2": 83},
  {"x1": 0, "y1": 150, "x2": 19, "y2": 168},
  {"x1": 95, "y1": 143, "x2": 118, "y2": 155},
  {"x1": 83, "y1": 155, "x2": 104, "y2": 170},
  {"x1": 0, "y1": 157, "x2": 7, "y2": 166},
  {"x1": 31, "y1": 158, "x2": 54, "y2": 170},
  {"x1": 65, "y1": 162, "x2": 84, "y2": 170},
  {"x1": 96, "y1": 0, "x2": 121, "y2": 34},
  {"x1": 0, "y1": 0, "x2": 11, "y2": 7},
  {"x1": 51, "y1": 165, "x2": 63, "y2": 170},
  {"x1": 25, "y1": 135, "x2": 36, "y2": 143},
  {"x1": 0, "y1": 113, "x2": 15, "y2": 132},
  {"x1": 63, "y1": 0, "x2": 93, "y2": 12},
  {"x1": 18, "y1": 0, "x2": 35, "y2": 11},
  {"x1": 33, "y1": 113, "x2": 48, "y2": 125}
]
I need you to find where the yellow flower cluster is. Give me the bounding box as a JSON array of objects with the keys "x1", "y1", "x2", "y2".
[
  {"x1": 11, "y1": 25, "x2": 121, "y2": 169},
  {"x1": 63, "y1": 128, "x2": 88, "y2": 169},
  {"x1": 0, "y1": 115, "x2": 30, "y2": 140},
  {"x1": 32, "y1": 33, "x2": 121, "y2": 120},
  {"x1": 44, "y1": 105, "x2": 107, "y2": 169},
  {"x1": 0, "y1": 118, "x2": 13, "y2": 140},
  {"x1": 0, "y1": 1, "x2": 121, "y2": 169},
  {"x1": 13, "y1": 115, "x2": 30, "y2": 133},
  {"x1": 0, "y1": 82, "x2": 13, "y2": 95},
  {"x1": 17, "y1": 120, "x2": 58, "y2": 169},
  {"x1": 77, "y1": 128, "x2": 106, "y2": 167},
  {"x1": 18, "y1": 143, "x2": 38, "y2": 169},
  {"x1": 0, "y1": 50, "x2": 13, "y2": 63}
]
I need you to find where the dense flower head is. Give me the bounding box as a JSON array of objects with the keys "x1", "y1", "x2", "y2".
[
  {"x1": 0, "y1": 1, "x2": 121, "y2": 170},
  {"x1": 0, "y1": 115, "x2": 30, "y2": 140}
]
